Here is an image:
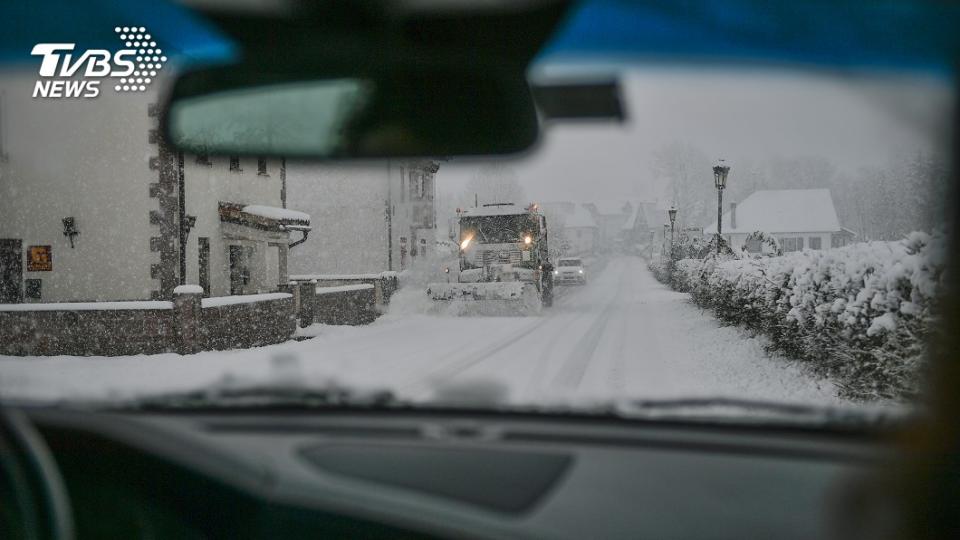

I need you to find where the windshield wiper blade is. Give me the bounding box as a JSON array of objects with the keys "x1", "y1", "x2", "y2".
[
  {"x1": 614, "y1": 397, "x2": 914, "y2": 428},
  {"x1": 103, "y1": 383, "x2": 400, "y2": 411}
]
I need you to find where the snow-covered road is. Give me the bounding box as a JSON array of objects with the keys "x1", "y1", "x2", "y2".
[{"x1": 0, "y1": 257, "x2": 844, "y2": 407}]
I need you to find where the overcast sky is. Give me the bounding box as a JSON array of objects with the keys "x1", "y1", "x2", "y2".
[{"x1": 436, "y1": 67, "x2": 953, "y2": 206}]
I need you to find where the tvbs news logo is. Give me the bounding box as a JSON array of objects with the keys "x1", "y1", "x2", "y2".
[{"x1": 31, "y1": 26, "x2": 167, "y2": 98}]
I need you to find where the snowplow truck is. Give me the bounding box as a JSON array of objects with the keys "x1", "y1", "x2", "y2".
[{"x1": 428, "y1": 203, "x2": 554, "y2": 316}]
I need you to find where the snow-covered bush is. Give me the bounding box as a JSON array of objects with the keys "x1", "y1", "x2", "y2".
[
  {"x1": 649, "y1": 235, "x2": 740, "y2": 287},
  {"x1": 647, "y1": 254, "x2": 672, "y2": 285},
  {"x1": 670, "y1": 231, "x2": 948, "y2": 400}
]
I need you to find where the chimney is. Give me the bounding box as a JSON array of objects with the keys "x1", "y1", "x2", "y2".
[{"x1": 730, "y1": 202, "x2": 737, "y2": 229}]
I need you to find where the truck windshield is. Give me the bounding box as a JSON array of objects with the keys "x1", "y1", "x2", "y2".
[
  {"x1": 460, "y1": 214, "x2": 536, "y2": 244},
  {"x1": 559, "y1": 259, "x2": 582, "y2": 267}
]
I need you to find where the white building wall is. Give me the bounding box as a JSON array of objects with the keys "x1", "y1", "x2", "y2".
[
  {"x1": 183, "y1": 155, "x2": 287, "y2": 296},
  {"x1": 0, "y1": 71, "x2": 158, "y2": 302},
  {"x1": 286, "y1": 160, "x2": 436, "y2": 276},
  {"x1": 0, "y1": 70, "x2": 292, "y2": 301},
  {"x1": 286, "y1": 163, "x2": 391, "y2": 275}
]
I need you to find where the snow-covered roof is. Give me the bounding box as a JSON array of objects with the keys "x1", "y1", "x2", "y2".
[
  {"x1": 220, "y1": 202, "x2": 311, "y2": 232},
  {"x1": 242, "y1": 205, "x2": 310, "y2": 224},
  {"x1": 703, "y1": 189, "x2": 841, "y2": 235},
  {"x1": 459, "y1": 204, "x2": 531, "y2": 217},
  {"x1": 586, "y1": 200, "x2": 634, "y2": 215},
  {"x1": 583, "y1": 200, "x2": 661, "y2": 229},
  {"x1": 621, "y1": 203, "x2": 644, "y2": 231}
]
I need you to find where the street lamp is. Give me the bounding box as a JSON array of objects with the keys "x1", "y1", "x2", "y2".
[
  {"x1": 667, "y1": 206, "x2": 678, "y2": 261},
  {"x1": 667, "y1": 206, "x2": 677, "y2": 268},
  {"x1": 713, "y1": 160, "x2": 730, "y2": 254}
]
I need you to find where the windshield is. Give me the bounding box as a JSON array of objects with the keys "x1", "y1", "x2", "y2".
[
  {"x1": 460, "y1": 214, "x2": 537, "y2": 244},
  {"x1": 0, "y1": 4, "x2": 953, "y2": 429}
]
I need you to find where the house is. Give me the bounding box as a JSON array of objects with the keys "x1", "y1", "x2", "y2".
[
  {"x1": 702, "y1": 189, "x2": 854, "y2": 253},
  {"x1": 620, "y1": 201, "x2": 664, "y2": 252},
  {"x1": 286, "y1": 160, "x2": 440, "y2": 275},
  {"x1": 580, "y1": 200, "x2": 667, "y2": 253},
  {"x1": 541, "y1": 202, "x2": 599, "y2": 256},
  {"x1": 584, "y1": 200, "x2": 657, "y2": 251},
  {"x1": 0, "y1": 73, "x2": 307, "y2": 303},
  {"x1": 583, "y1": 201, "x2": 630, "y2": 250}
]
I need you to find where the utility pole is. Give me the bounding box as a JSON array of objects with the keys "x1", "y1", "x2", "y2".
[
  {"x1": 386, "y1": 160, "x2": 393, "y2": 271},
  {"x1": 280, "y1": 157, "x2": 287, "y2": 208},
  {"x1": 177, "y1": 151, "x2": 186, "y2": 285}
]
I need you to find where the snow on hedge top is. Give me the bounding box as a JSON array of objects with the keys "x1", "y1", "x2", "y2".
[
  {"x1": 679, "y1": 230, "x2": 947, "y2": 336},
  {"x1": 703, "y1": 189, "x2": 841, "y2": 235},
  {"x1": 242, "y1": 205, "x2": 310, "y2": 223}
]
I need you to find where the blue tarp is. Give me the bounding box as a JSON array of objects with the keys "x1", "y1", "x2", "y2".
[
  {"x1": 2, "y1": 1, "x2": 959, "y2": 74},
  {"x1": 538, "y1": 0, "x2": 960, "y2": 74},
  {"x1": 0, "y1": 0, "x2": 236, "y2": 67}
]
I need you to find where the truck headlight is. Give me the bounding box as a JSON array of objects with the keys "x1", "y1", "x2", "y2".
[
  {"x1": 579, "y1": 269, "x2": 584, "y2": 274},
  {"x1": 553, "y1": 270, "x2": 559, "y2": 275}
]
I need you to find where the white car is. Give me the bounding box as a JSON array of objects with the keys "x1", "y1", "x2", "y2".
[{"x1": 554, "y1": 257, "x2": 587, "y2": 285}]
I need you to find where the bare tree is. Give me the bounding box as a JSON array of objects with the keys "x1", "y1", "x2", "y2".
[{"x1": 651, "y1": 141, "x2": 713, "y2": 228}]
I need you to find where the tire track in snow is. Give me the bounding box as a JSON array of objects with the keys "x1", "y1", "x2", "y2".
[
  {"x1": 400, "y1": 315, "x2": 553, "y2": 399},
  {"x1": 337, "y1": 314, "x2": 539, "y2": 392},
  {"x1": 379, "y1": 260, "x2": 619, "y2": 400},
  {"x1": 398, "y1": 275, "x2": 598, "y2": 399},
  {"x1": 520, "y1": 268, "x2": 622, "y2": 400},
  {"x1": 548, "y1": 262, "x2": 628, "y2": 391},
  {"x1": 331, "y1": 286, "x2": 566, "y2": 388},
  {"x1": 518, "y1": 310, "x2": 589, "y2": 399}
]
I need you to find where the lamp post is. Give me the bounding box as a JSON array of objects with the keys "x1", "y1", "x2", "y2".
[
  {"x1": 713, "y1": 160, "x2": 730, "y2": 255},
  {"x1": 668, "y1": 206, "x2": 678, "y2": 262}
]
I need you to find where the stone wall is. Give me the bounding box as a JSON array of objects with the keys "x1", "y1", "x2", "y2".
[
  {"x1": 0, "y1": 291, "x2": 295, "y2": 356},
  {"x1": 289, "y1": 272, "x2": 399, "y2": 325},
  {"x1": 199, "y1": 294, "x2": 296, "y2": 351},
  {"x1": 314, "y1": 285, "x2": 378, "y2": 326},
  {"x1": 0, "y1": 303, "x2": 175, "y2": 356}
]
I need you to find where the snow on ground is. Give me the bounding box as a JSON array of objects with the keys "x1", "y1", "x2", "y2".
[{"x1": 0, "y1": 257, "x2": 845, "y2": 408}]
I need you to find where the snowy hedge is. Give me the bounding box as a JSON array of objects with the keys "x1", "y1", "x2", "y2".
[{"x1": 669, "y1": 232, "x2": 948, "y2": 400}]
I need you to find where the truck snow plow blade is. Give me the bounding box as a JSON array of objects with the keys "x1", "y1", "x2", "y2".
[{"x1": 427, "y1": 282, "x2": 542, "y2": 316}]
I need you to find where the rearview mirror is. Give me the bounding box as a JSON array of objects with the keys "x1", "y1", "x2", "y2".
[
  {"x1": 164, "y1": 59, "x2": 540, "y2": 159},
  {"x1": 159, "y1": 0, "x2": 575, "y2": 160}
]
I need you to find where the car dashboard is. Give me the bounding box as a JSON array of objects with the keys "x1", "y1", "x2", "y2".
[{"x1": 9, "y1": 406, "x2": 898, "y2": 539}]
